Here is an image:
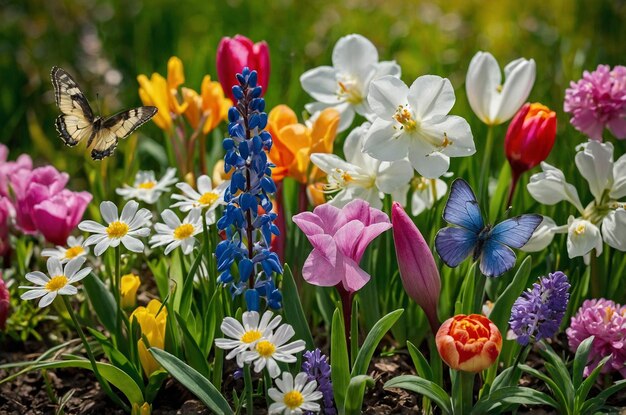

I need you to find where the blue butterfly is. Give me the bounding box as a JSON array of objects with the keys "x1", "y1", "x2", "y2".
[{"x1": 435, "y1": 178, "x2": 542, "y2": 277}]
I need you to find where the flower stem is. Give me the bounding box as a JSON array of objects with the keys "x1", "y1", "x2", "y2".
[
  {"x1": 478, "y1": 126, "x2": 495, "y2": 204},
  {"x1": 114, "y1": 245, "x2": 122, "y2": 341},
  {"x1": 506, "y1": 170, "x2": 521, "y2": 210},
  {"x1": 336, "y1": 284, "x2": 354, "y2": 360},
  {"x1": 244, "y1": 363, "x2": 254, "y2": 415},
  {"x1": 62, "y1": 295, "x2": 129, "y2": 411},
  {"x1": 457, "y1": 371, "x2": 474, "y2": 415},
  {"x1": 274, "y1": 181, "x2": 286, "y2": 263},
  {"x1": 590, "y1": 250, "x2": 600, "y2": 299}
]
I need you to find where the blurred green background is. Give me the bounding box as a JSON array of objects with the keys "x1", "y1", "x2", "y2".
[{"x1": 2, "y1": 0, "x2": 625, "y2": 168}]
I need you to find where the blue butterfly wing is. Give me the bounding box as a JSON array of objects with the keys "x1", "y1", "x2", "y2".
[
  {"x1": 490, "y1": 214, "x2": 543, "y2": 249},
  {"x1": 435, "y1": 227, "x2": 478, "y2": 268},
  {"x1": 442, "y1": 179, "x2": 484, "y2": 233},
  {"x1": 479, "y1": 238, "x2": 516, "y2": 277}
]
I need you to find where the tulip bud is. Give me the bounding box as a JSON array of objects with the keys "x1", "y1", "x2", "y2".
[
  {"x1": 505, "y1": 103, "x2": 557, "y2": 177},
  {"x1": 216, "y1": 35, "x2": 270, "y2": 103},
  {"x1": 120, "y1": 273, "x2": 141, "y2": 309},
  {"x1": 436, "y1": 314, "x2": 502, "y2": 373},
  {"x1": 0, "y1": 277, "x2": 10, "y2": 330},
  {"x1": 391, "y1": 202, "x2": 440, "y2": 332},
  {"x1": 131, "y1": 402, "x2": 152, "y2": 415},
  {"x1": 131, "y1": 300, "x2": 168, "y2": 377}
]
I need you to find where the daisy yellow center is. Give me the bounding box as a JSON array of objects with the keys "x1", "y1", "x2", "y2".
[
  {"x1": 64, "y1": 246, "x2": 84, "y2": 259},
  {"x1": 199, "y1": 192, "x2": 219, "y2": 206},
  {"x1": 393, "y1": 105, "x2": 418, "y2": 132},
  {"x1": 46, "y1": 275, "x2": 68, "y2": 292},
  {"x1": 106, "y1": 221, "x2": 129, "y2": 238},
  {"x1": 574, "y1": 223, "x2": 586, "y2": 235},
  {"x1": 138, "y1": 181, "x2": 156, "y2": 190},
  {"x1": 173, "y1": 223, "x2": 195, "y2": 240},
  {"x1": 240, "y1": 329, "x2": 262, "y2": 343},
  {"x1": 255, "y1": 340, "x2": 276, "y2": 357},
  {"x1": 283, "y1": 390, "x2": 304, "y2": 410}
]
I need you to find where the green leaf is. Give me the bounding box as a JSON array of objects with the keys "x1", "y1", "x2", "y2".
[
  {"x1": 595, "y1": 379, "x2": 626, "y2": 404},
  {"x1": 179, "y1": 250, "x2": 204, "y2": 319},
  {"x1": 175, "y1": 312, "x2": 211, "y2": 378},
  {"x1": 573, "y1": 336, "x2": 595, "y2": 389},
  {"x1": 407, "y1": 341, "x2": 433, "y2": 381},
  {"x1": 351, "y1": 309, "x2": 404, "y2": 377},
  {"x1": 145, "y1": 370, "x2": 169, "y2": 403},
  {"x1": 461, "y1": 263, "x2": 477, "y2": 315},
  {"x1": 331, "y1": 308, "x2": 350, "y2": 414},
  {"x1": 344, "y1": 375, "x2": 374, "y2": 415},
  {"x1": 149, "y1": 348, "x2": 232, "y2": 415},
  {"x1": 575, "y1": 355, "x2": 609, "y2": 410},
  {"x1": 471, "y1": 386, "x2": 558, "y2": 414},
  {"x1": 385, "y1": 375, "x2": 452, "y2": 414},
  {"x1": 489, "y1": 256, "x2": 532, "y2": 335},
  {"x1": 281, "y1": 264, "x2": 314, "y2": 350},
  {"x1": 519, "y1": 364, "x2": 569, "y2": 413},
  {"x1": 83, "y1": 274, "x2": 117, "y2": 333},
  {"x1": 488, "y1": 162, "x2": 512, "y2": 223},
  {"x1": 87, "y1": 328, "x2": 143, "y2": 389}
]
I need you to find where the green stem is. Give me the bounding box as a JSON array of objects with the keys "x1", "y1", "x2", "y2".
[
  {"x1": 590, "y1": 250, "x2": 600, "y2": 299},
  {"x1": 114, "y1": 245, "x2": 122, "y2": 341},
  {"x1": 472, "y1": 269, "x2": 486, "y2": 315},
  {"x1": 478, "y1": 126, "x2": 495, "y2": 204},
  {"x1": 458, "y1": 371, "x2": 475, "y2": 415},
  {"x1": 244, "y1": 364, "x2": 254, "y2": 415},
  {"x1": 62, "y1": 296, "x2": 129, "y2": 411}
]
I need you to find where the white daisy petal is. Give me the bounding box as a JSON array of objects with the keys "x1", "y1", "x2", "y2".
[{"x1": 100, "y1": 201, "x2": 119, "y2": 223}]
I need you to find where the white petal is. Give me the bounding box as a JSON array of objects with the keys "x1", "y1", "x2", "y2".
[
  {"x1": 466, "y1": 51, "x2": 502, "y2": 125},
  {"x1": 176, "y1": 182, "x2": 201, "y2": 200},
  {"x1": 122, "y1": 235, "x2": 145, "y2": 253},
  {"x1": 567, "y1": 217, "x2": 603, "y2": 258},
  {"x1": 25, "y1": 271, "x2": 49, "y2": 285},
  {"x1": 79, "y1": 220, "x2": 106, "y2": 234},
  {"x1": 611, "y1": 153, "x2": 626, "y2": 199},
  {"x1": 521, "y1": 216, "x2": 558, "y2": 252},
  {"x1": 421, "y1": 115, "x2": 475, "y2": 157},
  {"x1": 602, "y1": 209, "x2": 626, "y2": 251},
  {"x1": 494, "y1": 58, "x2": 536, "y2": 124},
  {"x1": 362, "y1": 118, "x2": 406, "y2": 161},
  {"x1": 300, "y1": 66, "x2": 340, "y2": 103},
  {"x1": 100, "y1": 201, "x2": 119, "y2": 223},
  {"x1": 408, "y1": 75, "x2": 455, "y2": 120},
  {"x1": 575, "y1": 140, "x2": 614, "y2": 204},
  {"x1": 84, "y1": 234, "x2": 107, "y2": 248},
  {"x1": 64, "y1": 256, "x2": 86, "y2": 279},
  {"x1": 266, "y1": 358, "x2": 281, "y2": 378},
  {"x1": 332, "y1": 34, "x2": 379, "y2": 76},
  {"x1": 69, "y1": 267, "x2": 91, "y2": 283},
  {"x1": 197, "y1": 175, "x2": 214, "y2": 194},
  {"x1": 120, "y1": 200, "x2": 139, "y2": 223},
  {"x1": 527, "y1": 162, "x2": 584, "y2": 212},
  {"x1": 310, "y1": 153, "x2": 358, "y2": 176},
  {"x1": 408, "y1": 143, "x2": 450, "y2": 179},
  {"x1": 59, "y1": 285, "x2": 78, "y2": 295},
  {"x1": 46, "y1": 257, "x2": 63, "y2": 277},
  {"x1": 161, "y1": 209, "x2": 181, "y2": 229},
  {"x1": 38, "y1": 292, "x2": 57, "y2": 308},
  {"x1": 342, "y1": 122, "x2": 370, "y2": 165},
  {"x1": 221, "y1": 318, "x2": 245, "y2": 339},
  {"x1": 94, "y1": 239, "x2": 111, "y2": 257},
  {"x1": 21, "y1": 289, "x2": 48, "y2": 300},
  {"x1": 368, "y1": 76, "x2": 409, "y2": 119},
  {"x1": 376, "y1": 159, "x2": 413, "y2": 194},
  {"x1": 373, "y1": 60, "x2": 401, "y2": 78}
]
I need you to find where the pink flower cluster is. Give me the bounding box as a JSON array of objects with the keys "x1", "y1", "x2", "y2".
[
  {"x1": 566, "y1": 298, "x2": 626, "y2": 377},
  {"x1": 564, "y1": 64, "x2": 626, "y2": 141},
  {"x1": 0, "y1": 145, "x2": 92, "y2": 248}
]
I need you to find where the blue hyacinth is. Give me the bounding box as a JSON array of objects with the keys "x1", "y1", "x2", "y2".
[
  {"x1": 215, "y1": 67, "x2": 282, "y2": 311},
  {"x1": 509, "y1": 271, "x2": 570, "y2": 346},
  {"x1": 302, "y1": 349, "x2": 336, "y2": 415}
]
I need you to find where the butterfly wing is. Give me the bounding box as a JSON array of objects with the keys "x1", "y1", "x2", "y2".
[
  {"x1": 51, "y1": 66, "x2": 95, "y2": 147},
  {"x1": 90, "y1": 107, "x2": 157, "y2": 160},
  {"x1": 489, "y1": 214, "x2": 543, "y2": 248},
  {"x1": 479, "y1": 237, "x2": 516, "y2": 277},
  {"x1": 435, "y1": 227, "x2": 478, "y2": 268},
  {"x1": 442, "y1": 178, "x2": 485, "y2": 233}
]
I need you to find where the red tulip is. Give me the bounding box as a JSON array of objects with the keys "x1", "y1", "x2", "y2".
[
  {"x1": 505, "y1": 102, "x2": 556, "y2": 206},
  {"x1": 216, "y1": 35, "x2": 270, "y2": 103}
]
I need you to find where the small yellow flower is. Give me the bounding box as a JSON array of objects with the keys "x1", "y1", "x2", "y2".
[
  {"x1": 120, "y1": 273, "x2": 140, "y2": 309},
  {"x1": 131, "y1": 299, "x2": 168, "y2": 377}
]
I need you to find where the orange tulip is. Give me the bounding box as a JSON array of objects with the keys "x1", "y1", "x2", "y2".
[
  {"x1": 436, "y1": 314, "x2": 502, "y2": 372},
  {"x1": 268, "y1": 106, "x2": 340, "y2": 183}
]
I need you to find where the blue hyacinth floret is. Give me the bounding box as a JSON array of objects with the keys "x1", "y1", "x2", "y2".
[
  {"x1": 215, "y1": 67, "x2": 282, "y2": 311},
  {"x1": 302, "y1": 349, "x2": 336, "y2": 415}
]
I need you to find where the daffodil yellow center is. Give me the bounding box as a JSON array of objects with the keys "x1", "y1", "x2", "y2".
[
  {"x1": 46, "y1": 275, "x2": 68, "y2": 291},
  {"x1": 106, "y1": 221, "x2": 129, "y2": 238},
  {"x1": 412, "y1": 177, "x2": 429, "y2": 191},
  {"x1": 138, "y1": 181, "x2": 156, "y2": 189},
  {"x1": 393, "y1": 105, "x2": 418, "y2": 132},
  {"x1": 240, "y1": 329, "x2": 262, "y2": 343},
  {"x1": 337, "y1": 79, "x2": 363, "y2": 104},
  {"x1": 283, "y1": 390, "x2": 304, "y2": 409},
  {"x1": 255, "y1": 340, "x2": 276, "y2": 357},
  {"x1": 199, "y1": 192, "x2": 218, "y2": 206},
  {"x1": 64, "y1": 246, "x2": 84, "y2": 259},
  {"x1": 574, "y1": 223, "x2": 586, "y2": 235},
  {"x1": 173, "y1": 223, "x2": 195, "y2": 240}
]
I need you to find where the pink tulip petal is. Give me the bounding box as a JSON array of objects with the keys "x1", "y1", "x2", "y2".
[{"x1": 301, "y1": 249, "x2": 343, "y2": 287}]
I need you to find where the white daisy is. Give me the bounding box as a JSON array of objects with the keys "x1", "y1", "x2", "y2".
[
  {"x1": 41, "y1": 236, "x2": 89, "y2": 264},
  {"x1": 78, "y1": 200, "x2": 152, "y2": 256},
  {"x1": 20, "y1": 257, "x2": 91, "y2": 308},
  {"x1": 116, "y1": 168, "x2": 178, "y2": 204},
  {"x1": 242, "y1": 323, "x2": 306, "y2": 378},
  {"x1": 215, "y1": 310, "x2": 283, "y2": 367},
  {"x1": 170, "y1": 175, "x2": 229, "y2": 224},
  {"x1": 268, "y1": 372, "x2": 323, "y2": 415},
  {"x1": 149, "y1": 209, "x2": 203, "y2": 255}
]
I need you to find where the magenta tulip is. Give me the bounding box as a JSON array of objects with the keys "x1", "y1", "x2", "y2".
[
  {"x1": 0, "y1": 275, "x2": 9, "y2": 330},
  {"x1": 216, "y1": 34, "x2": 270, "y2": 103},
  {"x1": 391, "y1": 202, "x2": 441, "y2": 332}
]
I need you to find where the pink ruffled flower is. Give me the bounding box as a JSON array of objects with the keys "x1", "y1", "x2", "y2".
[
  {"x1": 0, "y1": 144, "x2": 32, "y2": 197},
  {"x1": 11, "y1": 166, "x2": 91, "y2": 246},
  {"x1": 564, "y1": 65, "x2": 626, "y2": 141},
  {"x1": 292, "y1": 199, "x2": 391, "y2": 293},
  {"x1": 566, "y1": 298, "x2": 626, "y2": 377}
]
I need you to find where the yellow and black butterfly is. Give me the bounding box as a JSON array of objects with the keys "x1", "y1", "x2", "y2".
[{"x1": 51, "y1": 66, "x2": 157, "y2": 160}]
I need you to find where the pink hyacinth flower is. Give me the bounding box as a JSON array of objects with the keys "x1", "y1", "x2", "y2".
[
  {"x1": 564, "y1": 65, "x2": 626, "y2": 141},
  {"x1": 292, "y1": 199, "x2": 391, "y2": 293}
]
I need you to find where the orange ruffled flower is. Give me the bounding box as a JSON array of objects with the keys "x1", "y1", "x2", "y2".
[
  {"x1": 131, "y1": 299, "x2": 168, "y2": 377},
  {"x1": 137, "y1": 56, "x2": 189, "y2": 131},
  {"x1": 436, "y1": 314, "x2": 502, "y2": 373},
  {"x1": 268, "y1": 105, "x2": 340, "y2": 183},
  {"x1": 182, "y1": 75, "x2": 231, "y2": 135}
]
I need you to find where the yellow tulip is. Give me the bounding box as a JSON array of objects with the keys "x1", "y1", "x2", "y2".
[
  {"x1": 131, "y1": 299, "x2": 168, "y2": 377},
  {"x1": 131, "y1": 402, "x2": 152, "y2": 415},
  {"x1": 182, "y1": 76, "x2": 231, "y2": 135},
  {"x1": 120, "y1": 273, "x2": 140, "y2": 309},
  {"x1": 212, "y1": 159, "x2": 233, "y2": 186}
]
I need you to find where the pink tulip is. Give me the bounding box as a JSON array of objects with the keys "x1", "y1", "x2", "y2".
[
  {"x1": 0, "y1": 275, "x2": 9, "y2": 330},
  {"x1": 391, "y1": 202, "x2": 441, "y2": 332},
  {"x1": 0, "y1": 197, "x2": 10, "y2": 257},
  {"x1": 293, "y1": 199, "x2": 391, "y2": 293},
  {"x1": 216, "y1": 34, "x2": 270, "y2": 103},
  {"x1": 0, "y1": 144, "x2": 32, "y2": 197}
]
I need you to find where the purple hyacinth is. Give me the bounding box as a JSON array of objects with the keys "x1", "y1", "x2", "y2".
[
  {"x1": 509, "y1": 271, "x2": 570, "y2": 346},
  {"x1": 302, "y1": 349, "x2": 336, "y2": 415}
]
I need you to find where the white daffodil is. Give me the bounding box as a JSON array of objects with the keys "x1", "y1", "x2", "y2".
[
  {"x1": 242, "y1": 323, "x2": 306, "y2": 378},
  {"x1": 149, "y1": 209, "x2": 203, "y2": 255},
  {"x1": 215, "y1": 310, "x2": 283, "y2": 367},
  {"x1": 268, "y1": 372, "x2": 323, "y2": 415},
  {"x1": 171, "y1": 175, "x2": 229, "y2": 224},
  {"x1": 363, "y1": 75, "x2": 475, "y2": 178},
  {"x1": 79, "y1": 200, "x2": 152, "y2": 256},
  {"x1": 310, "y1": 122, "x2": 412, "y2": 209},
  {"x1": 466, "y1": 51, "x2": 536, "y2": 125},
  {"x1": 116, "y1": 168, "x2": 177, "y2": 204},
  {"x1": 300, "y1": 34, "x2": 401, "y2": 132},
  {"x1": 393, "y1": 174, "x2": 450, "y2": 216},
  {"x1": 41, "y1": 235, "x2": 89, "y2": 264},
  {"x1": 524, "y1": 140, "x2": 626, "y2": 260},
  {"x1": 20, "y1": 257, "x2": 91, "y2": 308}
]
